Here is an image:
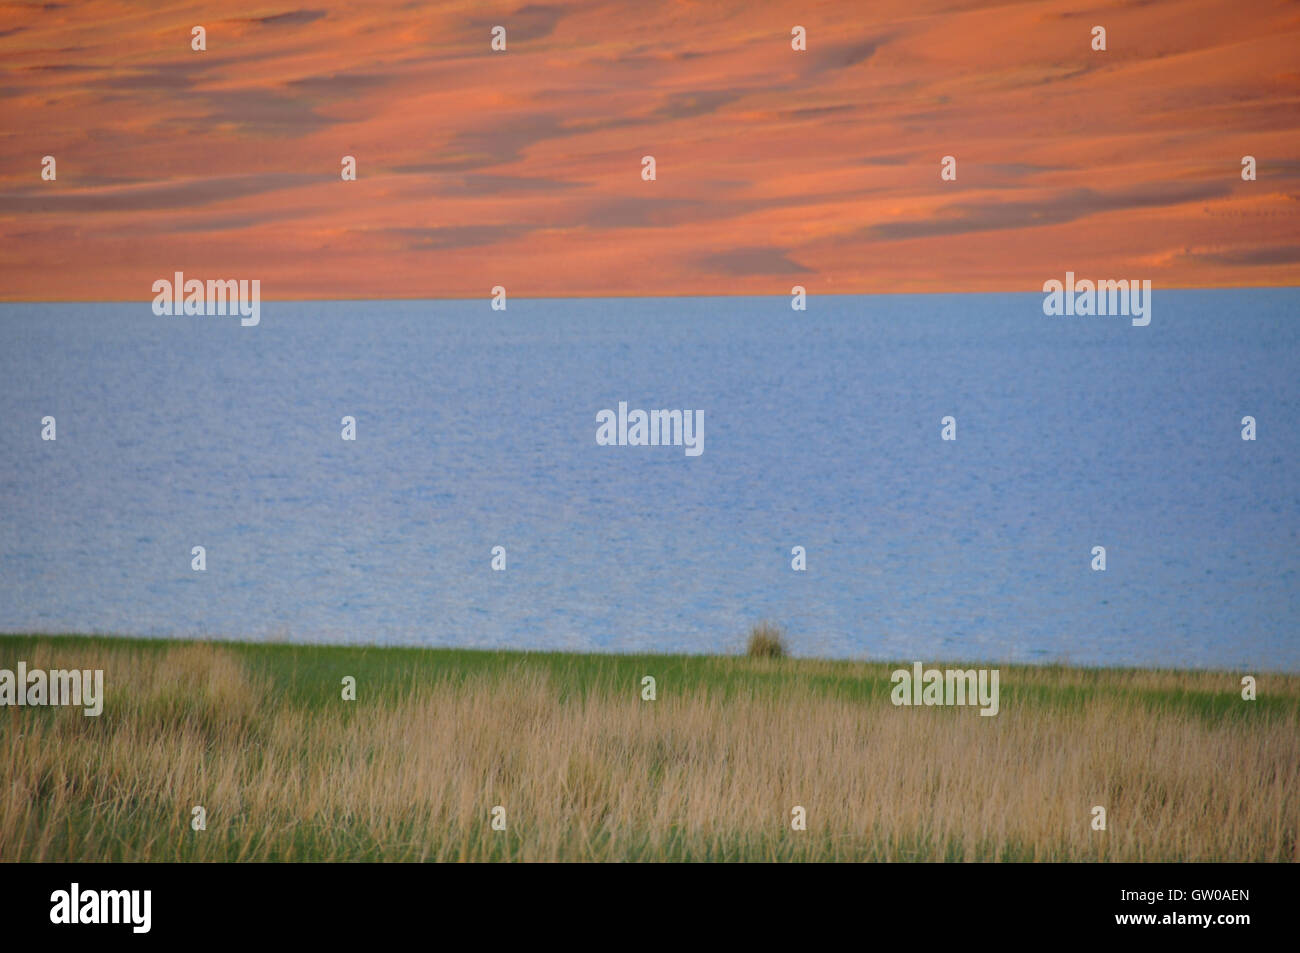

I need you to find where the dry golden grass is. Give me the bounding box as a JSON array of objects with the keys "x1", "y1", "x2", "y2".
[{"x1": 1, "y1": 638, "x2": 1296, "y2": 861}]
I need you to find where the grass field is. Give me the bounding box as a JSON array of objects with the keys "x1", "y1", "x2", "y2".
[{"x1": 1, "y1": 634, "x2": 1296, "y2": 862}]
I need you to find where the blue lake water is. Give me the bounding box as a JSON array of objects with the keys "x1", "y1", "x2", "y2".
[{"x1": 0, "y1": 292, "x2": 1296, "y2": 670}]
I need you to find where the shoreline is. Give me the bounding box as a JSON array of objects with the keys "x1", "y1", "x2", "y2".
[{"x1": 1, "y1": 632, "x2": 1293, "y2": 677}]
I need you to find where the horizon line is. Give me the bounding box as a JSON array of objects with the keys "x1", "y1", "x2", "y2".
[{"x1": 3, "y1": 282, "x2": 1298, "y2": 306}]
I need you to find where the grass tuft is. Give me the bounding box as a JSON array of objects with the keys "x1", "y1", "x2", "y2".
[{"x1": 745, "y1": 622, "x2": 787, "y2": 659}]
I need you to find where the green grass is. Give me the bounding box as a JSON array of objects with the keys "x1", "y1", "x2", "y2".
[
  {"x1": 0, "y1": 633, "x2": 1288, "y2": 721},
  {"x1": 1, "y1": 634, "x2": 1296, "y2": 862}
]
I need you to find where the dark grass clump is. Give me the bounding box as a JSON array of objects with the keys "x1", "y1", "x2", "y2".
[{"x1": 746, "y1": 622, "x2": 787, "y2": 659}]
